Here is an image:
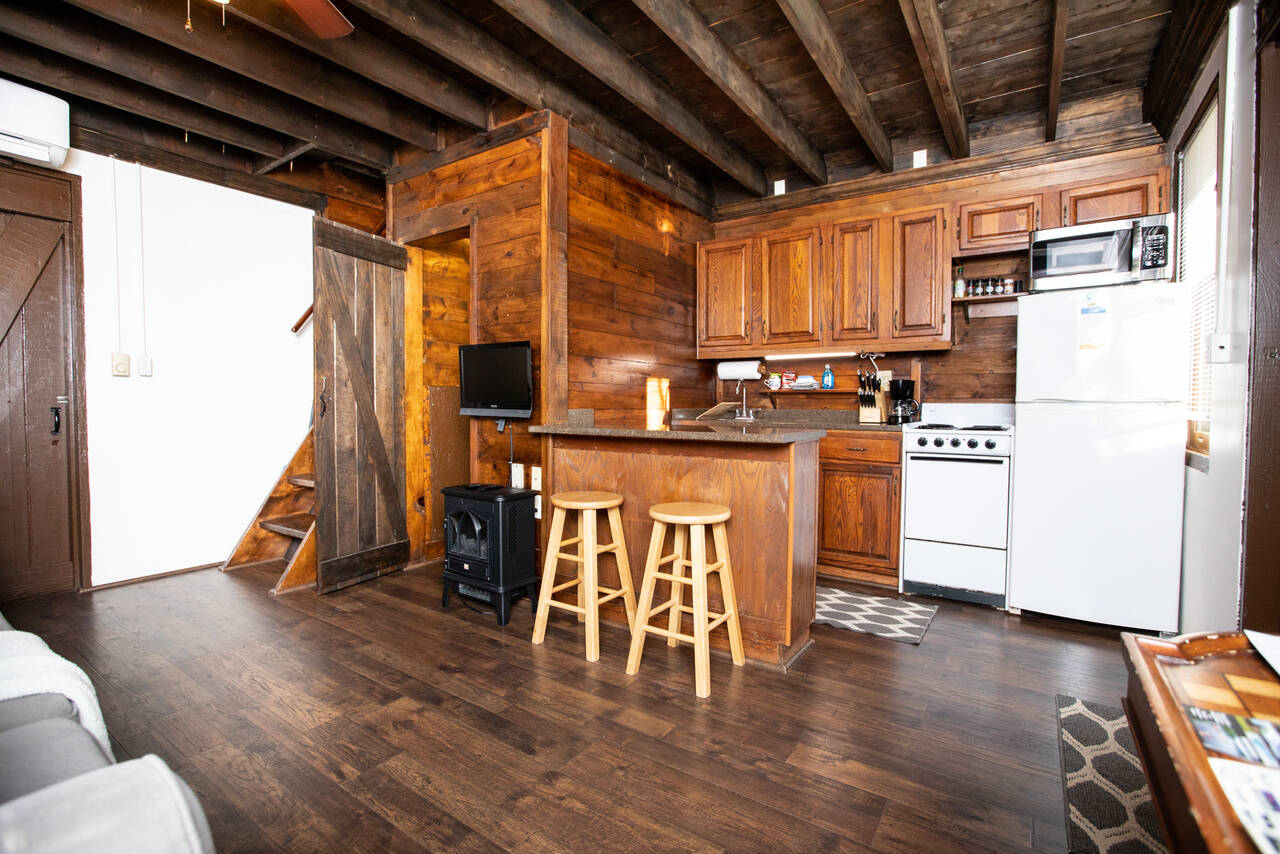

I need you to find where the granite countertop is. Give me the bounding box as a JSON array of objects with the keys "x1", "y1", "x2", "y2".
[
  {"x1": 529, "y1": 422, "x2": 826, "y2": 444},
  {"x1": 669, "y1": 408, "x2": 903, "y2": 433}
]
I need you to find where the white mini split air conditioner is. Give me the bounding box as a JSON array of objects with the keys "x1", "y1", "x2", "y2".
[{"x1": 0, "y1": 78, "x2": 70, "y2": 168}]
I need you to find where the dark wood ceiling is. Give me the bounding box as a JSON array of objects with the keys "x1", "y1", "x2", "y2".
[{"x1": 0, "y1": 0, "x2": 1178, "y2": 216}]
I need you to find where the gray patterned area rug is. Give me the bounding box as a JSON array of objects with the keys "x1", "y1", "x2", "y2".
[
  {"x1": 813, "y1": 587, "x2": 938, "y2": 644},
  {"x1": 1056, "y1": 695, "x2": 1167, "y2": 854}
]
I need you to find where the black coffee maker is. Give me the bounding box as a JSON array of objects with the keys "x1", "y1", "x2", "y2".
[{"x1": 887, "y1": 379, "x2": 920, "y2": 425}]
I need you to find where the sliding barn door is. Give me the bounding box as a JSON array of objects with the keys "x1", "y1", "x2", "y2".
[
  {"x1": 0, "y1": 169, "x2": 79, "y2": 599},
  {"x1": 313, "y1": 219, "x2": 408, "y2": 593}
]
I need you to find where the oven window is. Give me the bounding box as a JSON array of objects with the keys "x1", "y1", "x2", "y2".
[{"x1": 1032, "y1": 231, "x2": 1132, "y2": 278}]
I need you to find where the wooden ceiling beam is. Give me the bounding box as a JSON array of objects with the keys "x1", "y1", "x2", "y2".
[
  {"x1": 345, "y1": 0, "x2": 715, "y2": 211},
  {"x1": 896, "y1": 0, "x2": 969, "y2": 159},
  {"x1": 253, "y1": 142, "x2": 316, "y2": 175},
  {"x1": 219, "y1": 0, "x2": 487, "y2": 130},
  {"x1": 1144, "y1": 0, "x2": 1233, "y2": 137},
  {"x1": 774, "y1": 0, "x2": 894, "y2": 173},
  {"x1": 487, "y1": 0, "x2": 768, "y2": 195},
  {"x1": 0, "y1": 4, "x2": 393, "y2": 170},
  {"x1": 61, "y1": 0, "x2": 438, "y2": 150},
  {"x1": 0, "y1": 36, "x2": 294, "y2": 161},
  {"x1": 632, "y1": 0, "x2": 826, "y2": 185},
  {"x1": 1045, "y1": 0, "x2": 1068, "y2": 142}
]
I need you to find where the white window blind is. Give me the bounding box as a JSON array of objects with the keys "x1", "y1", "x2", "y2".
[{"x1": 1177, "y1": 98, "x2": 1218, "y2": 434}]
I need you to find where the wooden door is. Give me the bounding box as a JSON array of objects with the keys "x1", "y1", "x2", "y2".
[
  {"x1": 957, "y1": 195, "x2": 1042, "y2": 252},
  {"x1": 889, "y1": 208, "x2": 948, "y2": 340},
  {"x1": 759, "y1": 226, "x2": 821, "y2": 346},
  {"x1": 817, "y1": 460, "x2": 900, "y2": 580},
  {"x1": 827, "y1": 217, "x2": 879, "y2": 343},
  {"x1": 697, "y1": 237, "x2": 753, "y2": 350},
  {"x1": 1061, "y1": 174, "x2": 1164, "y2": 225},
  {"x1": 313, "y1": 219, "x2": 409, "y2": 593},
  {"x1": 0, "y1": 186, "x2": 78, "y2": 599}
]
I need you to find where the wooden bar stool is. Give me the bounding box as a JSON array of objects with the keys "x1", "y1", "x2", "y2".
[
  {"x1": 626, "y1": 502, "x2": 744, "y2": 698},
  {"x1": 531, "y1": 491, "x2": 637, "y2": 662}
]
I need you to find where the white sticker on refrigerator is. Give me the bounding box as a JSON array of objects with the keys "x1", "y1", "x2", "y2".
[{"x1": 1077, "y1": 291, "x2": 1112, "y2": 350}]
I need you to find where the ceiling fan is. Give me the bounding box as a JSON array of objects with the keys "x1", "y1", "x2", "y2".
[{"x1": 202, "y1": 0, "x2": 354, "y2": 38}]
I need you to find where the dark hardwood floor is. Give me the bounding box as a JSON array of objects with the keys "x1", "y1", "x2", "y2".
[{"x1": 2, "y1": 565, "x2": 1132, "y2": 852}]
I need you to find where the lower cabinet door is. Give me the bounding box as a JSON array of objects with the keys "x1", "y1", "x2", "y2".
[{"x1": 817, "y1": 460, "x2": 901, "y2": 581}]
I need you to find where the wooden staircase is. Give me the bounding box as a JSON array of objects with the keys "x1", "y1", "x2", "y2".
[{"x1": 222, "y1": 430, "x2": 318, "y2": 595}]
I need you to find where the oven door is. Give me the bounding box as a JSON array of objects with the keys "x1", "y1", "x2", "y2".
[{"x1": 902, "y1": 453, "x2": 1010, "y2": 549}]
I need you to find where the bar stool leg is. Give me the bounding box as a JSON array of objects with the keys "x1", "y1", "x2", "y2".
[
  {"x1": 712, "y1": 521, "x2": 745, "y2": 667},
  {"x1": 576, "y1": 513, "x2": 587, "y2": 624},
  {"x1": 607, "y1": 506, "x2": 637, "y2": 631},
  {"x1": 582, "y1": 508, "x2": 600, "y2": 662},
  {"x1": 626, "y1": 521, "x2": 666, "y2": 676},
  {"x1": 532, "y1": 506, "x2": 567, "y2": 645},
  {"x1": 666, "y1": 524, "x2": 687, "y2": 647},
  {"x1": 690, "y1": 523, "x2": 711, "y2": 699}
]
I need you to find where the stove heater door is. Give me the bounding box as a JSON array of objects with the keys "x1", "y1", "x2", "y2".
[{"x1": 902, "y1": 454, "x2": 1010, "y2": 549}]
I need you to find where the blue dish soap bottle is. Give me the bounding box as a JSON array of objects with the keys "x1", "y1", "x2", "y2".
[{"x1": 821, "y1": 363, "x2": 835, "y2": 390}]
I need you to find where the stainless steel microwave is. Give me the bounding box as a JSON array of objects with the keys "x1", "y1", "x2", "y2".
[{"x1": 1029, "y1": 213, "x2": 1174, "y2": 291}]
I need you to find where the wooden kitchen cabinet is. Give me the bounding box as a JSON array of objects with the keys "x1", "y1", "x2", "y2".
[
  {"x1": 1060, "y1": 173, "x2": 1166, "y2": 225},
  {"x1": 957, "y1": 194, "x2": 1042, "y2": 253},
  {"x1": 697, "y1": 236, "x2": 754, "y2": 350},
  {"x1": 890, "y1": 207, "x2": 949, "y2": 341},
  {"x1": 826, "y1": 216, "x2": 879, "y2": 343},
  {"x1": 817, "y1": 430, "x2": 902, "y2": 586},
  {"x1": 759, "y1": 226, "x2": 822, "y2": 346}
]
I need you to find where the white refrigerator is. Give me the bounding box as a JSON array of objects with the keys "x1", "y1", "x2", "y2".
[{"x1": 1008, "y1": 281, "x2": 1189, "y2": 632}]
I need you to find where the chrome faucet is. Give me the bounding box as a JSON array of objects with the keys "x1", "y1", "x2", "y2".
[{"x1": 733, "y1": 380, "x2": 755, "y2": 422}]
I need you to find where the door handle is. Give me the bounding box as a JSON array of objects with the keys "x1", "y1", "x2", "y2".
[
  {"x1": 50, "y1": 407, "x2": 61, "y2": 436},
  {"x1": 318, "y1": 376, "x2": 328, "y2": 418}
]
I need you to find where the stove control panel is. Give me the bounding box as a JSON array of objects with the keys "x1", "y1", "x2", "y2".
[{"x1": 902, "y1": 428, "x2": 1014, "y2": 457}]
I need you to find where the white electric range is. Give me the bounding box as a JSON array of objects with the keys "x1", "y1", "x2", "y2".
[{"x1": 899, "y1": 403, "x2": 1015, "y2": 608}]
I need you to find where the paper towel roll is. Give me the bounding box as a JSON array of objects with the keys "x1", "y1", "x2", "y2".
[{"x1": 716, "y1": 360, "x2": 762, "y2": 381}]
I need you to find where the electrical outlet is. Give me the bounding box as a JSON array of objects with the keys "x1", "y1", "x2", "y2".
[
  {"x1": 510, "y1": 462, "x2": 525, "y2": 489},
  {"x1": 138, "y1": 355, "x2": 154, "y2": 377},
  {"x1": 530, "y1": 466, "x2": 542, "y2": 491},
  {"x1": 534, "y1": 494, "x2": 542, "y2": 520},
  {"x1": 110, "y1": 353, "x2": 130, "y2": 377}
]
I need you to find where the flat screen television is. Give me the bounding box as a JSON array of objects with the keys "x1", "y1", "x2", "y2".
[{"x1": 459, "y1": 341, "x2": 533, "y2": 419}]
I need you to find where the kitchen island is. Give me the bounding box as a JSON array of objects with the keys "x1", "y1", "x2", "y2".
[{"x1": 530, "y1": 422, "x2": 822, "y2": 668}]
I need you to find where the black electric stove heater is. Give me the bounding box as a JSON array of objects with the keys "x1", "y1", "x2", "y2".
[{"x1": 441, "y1": 484, "x2": 538, "y2": 625}]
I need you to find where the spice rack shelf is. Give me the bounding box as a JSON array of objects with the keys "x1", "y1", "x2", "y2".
[{"x1": 953, "y1": 292, "x2": 1027, "y2": 304}]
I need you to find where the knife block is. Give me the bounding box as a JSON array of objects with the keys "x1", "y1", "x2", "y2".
[{"x1": 859, "y1": 371, "x2": 890, "y2": 423}]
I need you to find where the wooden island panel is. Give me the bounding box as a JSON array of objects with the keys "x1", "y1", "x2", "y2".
[{"x1": 547, "y1": 434, "x2": 818, "y2": 667}]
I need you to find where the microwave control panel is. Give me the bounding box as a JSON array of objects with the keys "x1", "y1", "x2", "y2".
[{"x1": 1140, "y1": 225, "x2": 1170, "y2": 270}]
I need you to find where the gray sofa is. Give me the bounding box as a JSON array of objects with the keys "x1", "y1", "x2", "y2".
[{"x1": 0, "y1": 612, "x2": 215, "y2": 853}]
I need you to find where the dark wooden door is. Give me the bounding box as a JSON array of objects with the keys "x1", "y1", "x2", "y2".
[
  {"x1": 827, "y1": 217, "x2": 879, "y2": 343},
  {"x1": 697, "y1": 237, "x2": 753, "y2": 350},
  {"x1": 759, "y1": 226, "x2": 821, "y2": 346},
  {"x1": 817, "y1": 460, "x2": 900, "y2": 581},
  {"x1": 1061, "y1": 174, "x2": 1163, "y2": 225},
  {"x1": 0, "y1": 201, "x2": 76, "y2": 599},
  {"x1": 313, "y1": 219, "x2": 409, "y2": 593},
  {"x1": 890, "y1": 207, "x2": 947, "y2": 340}
]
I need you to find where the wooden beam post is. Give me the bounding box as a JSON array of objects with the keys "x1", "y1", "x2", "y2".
[
  {"x1": 1045, "y1": 0, "x2": 1068, "y2": 142},
  {"x1": 775, "y1": 0, "x2": 894, "y2": 173},
  {"x1": 253, "y1": 142, "x2": 316, "y2": 175},
  {"x1": 633, "y1": 0, "x2": 827, "y2": 185},
  {"x1": 540, "y1": 113, "x2": 570, "y2": 425},
  {"x1": 490, "y1": 0, "x2": 767, "y2": 195},
  {"x1": 896, "y1": 0, "x2": 969, "y2": 159}
]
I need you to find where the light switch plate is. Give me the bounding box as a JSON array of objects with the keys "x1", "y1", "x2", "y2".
[
  {"x1": 138, "y1": 355, "x2": 154, "y2": 377},
  {"x1": 510, "y1": 462, "x2": 525, "y2": 489},
  {"x1": 110, "y1": 353, "x2": 130, "y2": 377},
  {"x1": 530, "y1": 466, "x2": 542, "y2": 491}
]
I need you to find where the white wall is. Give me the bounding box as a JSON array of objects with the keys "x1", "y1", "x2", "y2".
[
  {"x1": 61, "y1": 150, "x2": 314, "y2": 586},
  {"x1": 1177, "y1": 2, "x2": 1257, "y2": 633}
]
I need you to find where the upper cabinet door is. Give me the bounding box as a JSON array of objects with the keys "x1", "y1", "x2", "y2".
[
  {"x1": 827, "y1": 217, "x2": 879, "y2": 343},
  {"x1": 697, "y1": 237, "x2": 754, "y2": 349},
  {"x1": 890, "y1": 208, "x2": 948, "y2": 340},
  {"x1": 759, "y1": 226, "x2": 822, "y2": 346},
  {"x1": 1061, "y1": 174, "x2": 1164, "y2": 225},
  {"x1": 957, "y1": 194, "x2": 1041, "y2": 252}
]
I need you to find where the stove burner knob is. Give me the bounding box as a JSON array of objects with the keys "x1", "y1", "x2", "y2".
[
  {"x1": 967, "y1": 438, "x2": 979, "y2": 449},
  {"x1": 985, "y1": 439, "x2": 997, "y2": 450},
  {"x1": 917, "y1": 437, "x2": 928, "y2": 447},
  {"x1": 950, "y1": 438, "x2": 962, "y2": 447},
  {"x1": 933, "y1": 437, "x2": 944, "y2": 447}
]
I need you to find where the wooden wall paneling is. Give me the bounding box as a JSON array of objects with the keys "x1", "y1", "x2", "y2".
[
  {"x1": 759, "y1": 226, "x2": 822, "y2": 346},
  {"x1": 827, "y1": 216, "x2": 879, "y2": 342}
]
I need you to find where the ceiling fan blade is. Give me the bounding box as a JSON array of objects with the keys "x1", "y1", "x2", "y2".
[{"x1": 279, "y1": 0, "x2": 354, "y2": 38}]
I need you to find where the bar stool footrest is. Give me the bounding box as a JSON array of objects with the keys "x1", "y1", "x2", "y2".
[
  {"x1": 637, "y1": 624, "x2": 695, "y2": 644},
  {"x1": 550, "y1": 578, "x2": 583, "y2": 594},
  {"x1": 546, "y1": 599, "x2": 587, "y2": 616}
]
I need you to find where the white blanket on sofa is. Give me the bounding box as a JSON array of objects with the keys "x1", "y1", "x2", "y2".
[{"x1": 0, "y1": 631, "x2": 113, "y2": 759}]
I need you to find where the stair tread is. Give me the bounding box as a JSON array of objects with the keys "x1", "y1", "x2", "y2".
[
  {"x1": 286, "y1": 473, "x2": 316, "y2": 488},
  {"x1": 259, "y1": 512, "x2": 315, "y2": 538}
]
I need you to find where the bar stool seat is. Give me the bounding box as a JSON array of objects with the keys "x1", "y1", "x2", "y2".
[
  {"x1": 531, "y1": 491, "x2": 636, "y2": 662},
  {"x1": 626, "y1": 502, "x2": 744, "y2": 698}
]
